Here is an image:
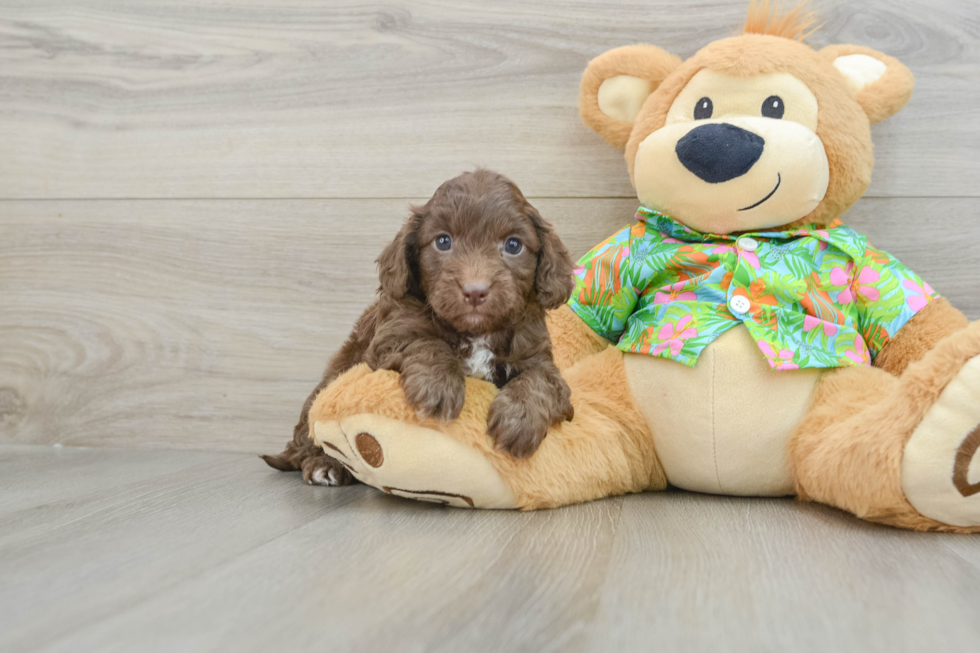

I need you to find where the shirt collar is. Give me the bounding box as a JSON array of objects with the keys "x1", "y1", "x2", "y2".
[{"x1": 635, "y1": 206, "x2": 844, "y2": 243}]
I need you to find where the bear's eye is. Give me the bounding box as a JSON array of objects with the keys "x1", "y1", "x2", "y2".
[
  {"x1": 762, "y1": 95, "x2": 785, "y2": 119},
  {"x1": 503, "y1": 237, "x2": 523, "y2": 255},
  {"x1": 435, "y1": 234, "x2": 452, "y2": 251},
  {"x1": 694, "y1": 97, "x2": 713, "y2": 120}
]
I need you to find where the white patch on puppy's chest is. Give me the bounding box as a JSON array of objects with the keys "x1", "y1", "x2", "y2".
[{"x1": 462, "y1": 336, "x2": 495, "y2": 381}]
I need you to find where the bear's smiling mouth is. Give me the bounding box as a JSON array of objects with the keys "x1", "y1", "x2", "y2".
[{"x1": 738, "y1": 173, "x2": 781, "y2": 211}]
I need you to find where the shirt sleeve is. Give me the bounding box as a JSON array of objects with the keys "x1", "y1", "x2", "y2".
[
  {"x1": 567, "y1": 225, "x2": 641, "y2": 342},
  {"x1": 853, "y1": 244, "x2": 941, "y2": 359}
]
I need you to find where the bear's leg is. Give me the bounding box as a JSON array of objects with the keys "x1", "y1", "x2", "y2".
[
  {"x1": 500, "y1": 345, "x2": 667, "y2": 509},
  {"x1": 790, "y1": 322, "x2": 980, "y2": 531},
  {"x1": 546, "y1": 304, "x2": 613, "y2": 371},
  {"x1": 309, "y1": 345, "x2": 666, "y2": 510}
]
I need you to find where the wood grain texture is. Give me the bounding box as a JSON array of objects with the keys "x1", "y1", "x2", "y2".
[
  {"x1": 1, "y1": 445, "x2": 977, "y2": 653},
  {"x1": 0, "y1": 446, "x2": 373, "y2": 653},
  {"x1": 2, "y1": 197, "x2": 978, "y2": 452},
  {"x1": 588, "y1": 493, "x2": 980, "y2": 652},
  {"x1": 0, "y1": 444, "x2": 229, "y2": 516},
  {"x1": 0, "y1": 0, "x2": 978, "y2": 199}
]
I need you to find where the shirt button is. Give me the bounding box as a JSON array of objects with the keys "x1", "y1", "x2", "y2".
[
  {"x1": 737, "y1": 237, "x2": 759, "y2": 252},
  {"x1": 729, "y1": 295, "x2": 752, "y2": 314}
]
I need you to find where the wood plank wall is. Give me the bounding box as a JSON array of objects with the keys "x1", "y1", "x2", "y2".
[{"x1": 2, "y1": 0, "x2": 978, "y2": 452}]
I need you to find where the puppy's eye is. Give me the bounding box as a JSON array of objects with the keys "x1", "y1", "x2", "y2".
[
  {"x1": 503, "y1": 237, "x2": 523, "y2": 255},
  {"x1": 434, "y1": 234, "x2": 452, "y2": 251},
  {"x1": 761, "y1": 95, "x2": 784, "y2": 119},
  {"x1": 694, "y1": 97, "x2": 713, "y2": 120}
]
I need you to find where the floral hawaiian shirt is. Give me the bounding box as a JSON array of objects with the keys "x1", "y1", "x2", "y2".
[{"x1": 568, "y1": 207, "x2": 939, "y2": 370}]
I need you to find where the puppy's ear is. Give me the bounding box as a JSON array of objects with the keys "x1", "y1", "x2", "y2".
[
  {"x1": 377, "y1": 209, "x2": 423, "y2": 300},
  {"x1": 526, "y1": 204, "x2": 574, "y2": 310}
]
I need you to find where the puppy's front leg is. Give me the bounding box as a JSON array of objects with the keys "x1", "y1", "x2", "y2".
[
  {"x1": 488, "y1": 361, "x2": 573, "y2": 459},
  {"x1": 398, "y1": 339, "x2": 467, "y2": 422}
]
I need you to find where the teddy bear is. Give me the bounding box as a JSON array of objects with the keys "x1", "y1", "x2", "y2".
[{"x1": 304, "y1": 1, "x2": 980, "y2": 532}]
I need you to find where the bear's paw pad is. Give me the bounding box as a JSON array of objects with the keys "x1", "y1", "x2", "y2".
[{"x1": 903, "y1": 355, "x2": 980, "y2": 527}]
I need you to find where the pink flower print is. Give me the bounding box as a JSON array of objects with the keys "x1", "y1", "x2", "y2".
[
  {"x1": 573, "y1": 265, "x2": 585, "y2": 276},
  {"x1": 904, "y1": 279, "x2": 935, "y2": 312},
  {"x1": 757, "y1": 340, "x2": 799, "y2": 370},
  {"x1": 814, "y1": 230, "x2": 829, "y2": 239},
  {"x1": 830, "y1": 262, "x2": 852, "y2": 288},
  {"x1": 853, "y1": 267, "x2": 880, "y2": 302},
  {"x1": 653, "y1": 281, "x2": 697, "y2": 305},
  {"x1": 711, "y1": 244, "x2": 736, "y2": 256},
  {"x1": 832, "y1": 263, "x2": 879, "y2": 304},
  {"x1": 803, "y1": 314, "x2": 838, "y2": 337},
  {"x1": 651, "y1": 314, "x2": 698, "y2": 358},
  {"x1": 740, "y1": 250, "x2": 761, "y2": 270},
  {"x1": 659, "y1": 231, "x2": 682, "y2": 244},
  {"x1": 844, "y1": 336, "x2": 871, "y2": 366}
]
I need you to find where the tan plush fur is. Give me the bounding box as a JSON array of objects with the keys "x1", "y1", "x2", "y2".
[
  {"x1": 819, "y1": 44, "x2": 915, "y2": 124},
  {"x1": 874, "y1": 298, "x2": 969, "y2": 376},
  {"x1": 742, "y1": 0, "x2": 817, "y2": 41},
  {"x1": 578, "y1": 45, "x2": 682, "y2": 149},
  {"x1": 546, "y1": 303, "x2": 612, "y2": 371},
  {"x1": 791, "y1": 321, "x2": 980, "y2": 533},
  {"x1": 501, "y1": 345, "x2": 667, "y2": 509}
]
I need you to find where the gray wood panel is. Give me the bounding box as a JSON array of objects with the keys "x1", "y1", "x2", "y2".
[
  {"x1": 2, "y1": 197, "x2": 978, "y2": 452},
  {"x1": 1, "y1": 0, "x2": 978, "y2": 199},
  {"x1": 0, "y1": 445, "x2": 977, "y2": 653},
  {"x1": 589, "y1": 493, "x2": 980, "y2": 652},
  {"x1": 0, "y1": 444, "x2": 228, "y2": 516},
  {"x1": 0, "y1": 446, "x2": 373, "y2": 653}
]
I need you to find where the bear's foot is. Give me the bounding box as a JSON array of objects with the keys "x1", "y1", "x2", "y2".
[
  {"x1": 903, "y1": 355, "x2": 980, "y2": 528},
  {"x1": 311, "y1": 413, "x2": 519, "y2": 509}
]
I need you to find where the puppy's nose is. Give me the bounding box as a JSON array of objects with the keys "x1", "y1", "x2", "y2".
[
  {"x1": 462, "y1": 282, "x2": 490, "y2": 306},
  {"x1": 675, "y1": 123, "x2": 765, "y2": 183}
]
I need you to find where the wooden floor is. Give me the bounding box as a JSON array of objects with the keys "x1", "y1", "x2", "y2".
[
  {"x1": 3, "y1": 0, "x2": 980, "y2": 650},
  {"x1": 0, "y1": 445, "x2": 977, "y2": 653}
]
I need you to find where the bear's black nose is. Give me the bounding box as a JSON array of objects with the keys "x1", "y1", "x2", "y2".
[{"x1": 674, "y1": 123, "x2": 765, "y2": 184}]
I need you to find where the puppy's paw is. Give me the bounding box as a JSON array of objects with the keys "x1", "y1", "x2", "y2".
[
  {"x1": 301, "y1": 454, "x2": 355, "y2": 487},
  {"x1": 557, "y1": 397, "x2": 574, "y2": 424},
  {"x1": 487, "y1": 391, "x2": 550, "y2": 459},
  {"x1": 554, "y1": 379, "x2": 575, "y2": 424},
  {"x1": 401, "y1": 369, "x2": 466, "y2": 422}
]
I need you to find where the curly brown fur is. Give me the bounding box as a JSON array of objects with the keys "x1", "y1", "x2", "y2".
[{"x1": 262, "y1": 169, "x2": 576, "y2": 484}]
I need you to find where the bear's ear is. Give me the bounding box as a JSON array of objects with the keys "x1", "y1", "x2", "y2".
[
  {"x1": 580, "y1": 45, "x2": 682, "y2": 149},
  {"x1": 820, "y1": 44, "x2": 915, "y2": 124}
]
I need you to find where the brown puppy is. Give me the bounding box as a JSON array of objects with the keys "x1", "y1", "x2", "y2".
[{"x1": 262, "y1": 169, "x2": 575, "y2": 486}]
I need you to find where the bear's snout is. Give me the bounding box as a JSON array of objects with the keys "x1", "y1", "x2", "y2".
[{"x1": 675, "y1": 123, "x2": 765, "y2": 184}]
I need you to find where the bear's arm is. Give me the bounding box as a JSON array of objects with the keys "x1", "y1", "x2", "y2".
[{"x1": 873, "y1": 298, "x2": 968, "y2": 376}]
